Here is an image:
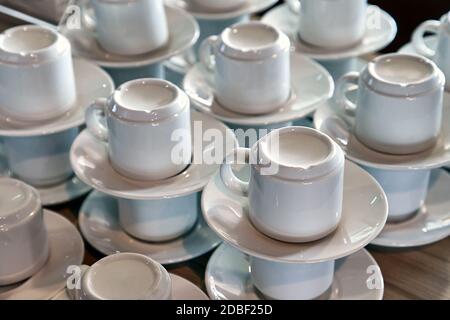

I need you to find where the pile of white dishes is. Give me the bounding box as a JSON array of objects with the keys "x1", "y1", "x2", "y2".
[
  {"x1": 70, "y1": 78, "x2": 238, "y2": 265},
  {"x1": 183, "y1": 21, "x2": 334, "y2": 146},
  {"x1": 202, "y1": 126, "x2": 389, "y2": 300},
  {"x1": 0, "y1": 25, "x2": 114, "y2": 206},
  {"x1": 314, "y1": 53, "x2": 450, "y2": 248},
  {"x1": 60, "y1": 0, "x2": 199, "y2": 85},
  {"x1": 399, "y1": 11, "x2": 450, "y2": 92},
  {"x1": 52, "y1": 253, "x2": 208, "y2": 300},
  {"x1": 164, "y1": 0, "x2": 278, "y2": 86},
  {"x1": 0, "y1": 178, "x2": 84, "y2": 300},
  {"x1": 261, "y1": 0, "x2": 397, "y2": 80}
]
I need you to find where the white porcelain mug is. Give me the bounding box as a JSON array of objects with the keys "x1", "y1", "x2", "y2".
[
  {"x1": 0, "y1": 178, "x2": 49, "y2": 286},
  {"x1": 0, "y1": 25, "x2": 76, "y2": 122},
  {"x1": 86, "y1": 79, "x2": 192, "y2": 181},
  {"x1": 412, "y1": 12, "x2": 450, "y2": 90},
  {"x1": 251, "y1": 257, "x2": 334, "y2": 300},
  {"x1": 2, "y1": 128, "x2": 79, "y2": 187},
  {"x1": 220, "y1": 126, "x2": 345, "y2": 243},
  {"x1": 362, "y1": 166, "x2": 430, "y2": 222},
  {"x1": 90, "y1": 0, "x2": 169, "y2": 55},
  {"x1": 199, "y1": 21, "x2": 291, "y2": 115},
  {"x1": 118, "y1": 192, "x2": 199, "y2": 242},
  {"x1": 287, "y1": 0, "x2": 367, "y2": 49},
  {"x1": 68, "y1": 253, "x2": 172, "y2": 300},
  {"x1": 190, "y1": 0, "x2": 246, "y2": 11},
  {"x1": 335, "y1": 53, "x2": 444, "y2": 155}
]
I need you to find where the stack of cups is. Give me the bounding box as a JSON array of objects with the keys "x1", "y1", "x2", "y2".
[
  {"x1": 335, "y1": 53, "x2": 445, "y2": 222},
  {"x1": 0, "y1": 26, "x2": 80, "y2": 189},
  {"x1": 85, "y1": 79, "x2": 197, "y2": 242},
  {"x1": 0, "y1": 179, "x2": 49, "y2": 286},
  {"x1": 219, "y1": 127, "x2": 346, "y2": 300}
]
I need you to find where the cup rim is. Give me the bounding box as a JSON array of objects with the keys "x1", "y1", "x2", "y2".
[
  {"x1": 362, "y1": 53, "x2": 445, "y2": 97},
  {"x1": 251, "y1": 126, "x2": 345, "y2": 181},
  {"x1": 81, "y1": 252, "x2": 172, "y2": 300},
  {"x1": 218, "y1": 21, "x2": 290, "y2": 61},
  {"x1": 0, "y1": 178, "x2": 42, "y2": 228},
  {"x1": 0, "y1": 25, "x2": 70, "y2": 65},
  {"x1": 108, "y1": 79, "x2": 189, "y2": 123}
]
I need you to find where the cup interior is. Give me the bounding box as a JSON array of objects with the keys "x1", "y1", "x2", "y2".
[
  {"x1": 1, "y1": 27, "x2": 57, "y2": 54},
  {"x1": 223, "y1": 23, "x2": 279, "y2": 51},
  {"x1": 83, "y1": 253, "x2": 168, "y2": 300},
  {"x1": 372, "y1": 55, "x2": 435, "y2": 85},
  {"x1": 261, "y1": 128, "x2": 333, "y2": 169},
  {"x1": 115, "y1": 79, "x2": 178, "y2": 112}
]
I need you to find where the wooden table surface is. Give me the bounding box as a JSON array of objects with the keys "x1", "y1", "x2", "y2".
[{"x1": 51, "y1": 194, "x2": 450, "y2": 300}]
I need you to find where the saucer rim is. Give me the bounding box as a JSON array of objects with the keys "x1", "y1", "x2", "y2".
[
  {"x1": 201, "y1": 160, "x2": 388, "y2": 263},
  {"x1": 183, "y1": 52, "x2": 334, "y2": 126},
  {"x1": 78, "y1": 191, "x2": 222, "y2": 265},
  {"x1": 0, "y1": 210, "x2": 85, "y2": 300},
  {"x1": 165, "y1": 0, "x2": 278, "y2": 20},
  {"x1": 205, "y1": 243, "x2": 384, "y2": 300},
  {"x1": 261, "y1": 4, "x2": 397, "y2": 60},
  {"x1": 371, "y1": 169, "x2": 450, "y2": 248},
  {"x1": 63, "y1": 6, "x2": 199, "y2": 68},
  {"x1": 0, "y1": 59, "x2": 114, "y2": 137}
]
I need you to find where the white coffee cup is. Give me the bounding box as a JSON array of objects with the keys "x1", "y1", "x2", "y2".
[
  {"x1": 412, "y1": 12, "x2": 450, "y2": 91},
  {"x1": 335, "y1": 53, "x2": 444, "y2": 155},
  {"x1": 118, "y1": 192, "x2": 199, "y2": 242},
  {"x1": 362, "y1": 166, "x2": 430, "y2": 222},
  {"x1": 199, "y1": 22, "x2": 291, "y2": 115},
  {"x1": 2, "y1": 128, "x2": 79, "y2": 187},
  {"x1": 86, "y1": 79, "x2": 192, "y2": 181},
  {"x1": 0, "y1": 178, "x2": 49, "y2": 286},
  {"x1": 220, "y1": 126, "x2": 345, "y2": 243},
  {"x1": 90, "y1": 0, "x2": 169, "y2": 55},
  {"x1": 287, "y1": 0, "x2": 367, "y2": 49},
  {"x1": 0, "y1": 25, "x2": 76, "y2": 122},
  {"x1": 69, "y1": 253, "x2": 172, "y2": 300},
  {"x1": 251, "y1": 257, "x2": 334, "y2": 300},
  {"x1": 190, "y1": 0, "x2": 246, "y2": 11}
]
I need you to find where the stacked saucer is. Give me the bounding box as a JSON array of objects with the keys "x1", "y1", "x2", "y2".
[
  {"x1": 184, "y1": 21, "x2": 333, "y2": 146},
  {"x1": 261, "y1": 0, "x2": 397, "y2": 80},
  {"x1": 164, "y1": 0, "x2": 278, "y2": 86},
  {"x1": 60, "y1": 0, "x2": 199, "y2": 85},
  {"x1": 71, "y1": 78, "x2": 238, "y2": 264},
  {"x1": 314, "y1": 53, "x2": 450, "y2": 248},
  {"x1": 202, "y1": 126, "x2": 388, "y2": 300},
  {"x1": 0, "y1": 25, "x2": 114, "y2": 206},
  {"x1": 0, "y1": 178, "x2": 84, "y2": 300},
  {"x1": 52, "y1": 253, "x2": 207, "y2": 300}
]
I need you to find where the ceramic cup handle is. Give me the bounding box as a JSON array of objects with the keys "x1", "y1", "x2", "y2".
[
  {"x1": 199, "y1": 35, "x2": 219, "y2": 71},
  {"x1": 86, "y1": 98, "x2": 109, "y2": 142},
  {"x1": 412, "y1": 20, "x2": 441, "y2": 58},
  {"x1": 220, "y1": 148, "x2": 250, "y2": 196},
  {"x1": 286, "y1": 0, "x2": 301, "y2": 14},
  {"x1": 335, "y1": 72, "x2": 360, "y2": 117}
]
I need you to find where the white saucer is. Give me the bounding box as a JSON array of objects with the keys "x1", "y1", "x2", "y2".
[
  {"x1": 206, "y1": 244, "x2": 384, "y2": 300},
  {"x1": 71, "y1": 111, "x2": 237, "y2": 200},
  {"x1": 314, "y1": 91, "x2": 450, "y2": 170},
  {"x1": 398, "y1": 36, "x2": 437, "y2": 56},
  {"x1": 371, "y1": 169, "x2": 450, "y2": 248},
  {"x1": 0, "y1": 59, "x2": 114, "y2": 137},
  {"x1": 0, "y1": 211, "x2": 85, "y2": 300},
  {"x1": 183, "y1": 52, "x2": 333, "y2": 126},
  {"x1": 261, "y1": 4, "x2": 397, "y2": 60},
  {"x1": 165, "y1": 0, "x2": 278, "y2": 20},
  {"x1": 78, "y1": 191, "x2": 222, "y2": 265},
  {"x1": 52, "y1": 273, "x2": 208, "y2": 300},
  {"x1": 61, "y1": 6, "x2": 198, "y2": 68},
  {"x1": 201, "y1": 160, "x2": 388, "y2": 263}
]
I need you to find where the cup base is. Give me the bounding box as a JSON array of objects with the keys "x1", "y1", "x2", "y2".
[
  {"x1": 13, "y1": 172, "x2": 74, "y2": 188},
  {"x1": 254, "y1": 280, "x2": 333, "y2": 300},
  {"x1": 110, "y1": 159, "x2": 190, "y2": 182},
  {"x1": 297, "y1": 33, "x2": 363, "y2": 51},
  {"x1": 387, "y1": 207, "x2": 420, "y2": 223},
  {"x1": 356, "y1": 135, "x2": 438, "y2": 156}
]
